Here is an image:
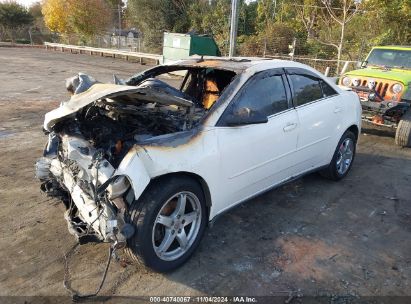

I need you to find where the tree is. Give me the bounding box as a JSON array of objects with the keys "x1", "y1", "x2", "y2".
[
  {"x1": 126, "y1": 0, "x2": 167, "y2": 51},
  {"x1": 187, "y1": 0, "x2": 212, "y2": 33},
  {"x1": 238, "y1": 0, "x2": 258, "y2": 36},
  {"x1": 201, "y1": 0, "x2": 231, "y2": 55},
  {"x1": 29, "y1": 2, "x2": 47, "y2": 32},
  {"x1": 66, "y1": 0, "x2": 112, "y2": 39},
  {"x1": 321, "y1": 0, "x2": 362, "y2": 73},
  {"x1": 296, "y1": 0, "x2": 362, "y2": 74},
  {"x1": 0, "y1": 1, "x2": 33, "y2": 43},
  {"x1": 355, "y1": 0, "x2": 411, "y2": 46},
  {"x1": 256, "y1": 0, "x2": 276, "y2": 33},
  {"x1": 126, "y1": 0, "x2": 194, "y2": 52},
  {"x1": 42, "y1": 0, "x2": 112, "y2": 40},
  {"x1": 42, "y1": 0, "x2": 71, "y2": 34}
]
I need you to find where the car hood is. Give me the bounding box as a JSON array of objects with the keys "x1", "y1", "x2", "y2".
[
  {"x1": 44, "y1": 83, "x2": 193, "y2": 131},
  {"x1": 345, "y1": 67, "x2": 411, "y2": 84}
]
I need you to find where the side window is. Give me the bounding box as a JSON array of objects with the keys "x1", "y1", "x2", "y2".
[
  {"x1": 320, "y1": 80, "x2": 338, "y2": 97},
  {"x1": 231, "y1": 73, "x2": 288, "y2": 117},
  {"x1": 289, "y1": 74, "x2": 323, "y2": 106}
]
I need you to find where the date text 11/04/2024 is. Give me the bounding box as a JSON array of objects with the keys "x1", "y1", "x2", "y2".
[{"x1": 149, "y1": 296, "x2": 257, "y2": 303}]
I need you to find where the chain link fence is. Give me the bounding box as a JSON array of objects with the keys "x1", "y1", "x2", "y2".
[
  {"x1": 0, "y1": 27, "x2": 56, "y2": 45},
  {"x1": 4, "y1": 29, "x2": 374, "y2": 77},
  {"x1": 237, "y1": 35, "x2": 372, "y2": 77},
  {"x1": 56, "y1": 33, "x2": 369, "y2": 76},
  {"x1": 50, "y1": 33, "x2": 161, "y2": 54}
]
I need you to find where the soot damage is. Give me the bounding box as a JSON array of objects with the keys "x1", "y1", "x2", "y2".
[
  {"x1": 52, "y1": 81, "x2": 201, "y2": 167},
  {"x1": 35, "y1": 65, "x2": 237, "y2": 246}
]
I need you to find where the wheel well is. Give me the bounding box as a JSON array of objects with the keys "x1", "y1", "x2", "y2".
[
  {"x1": 347, "y1": 124, "x2": 359, "y2": 141},
  {"x1": 151, "y1": 171, "x2": 212, "y2": 213}
]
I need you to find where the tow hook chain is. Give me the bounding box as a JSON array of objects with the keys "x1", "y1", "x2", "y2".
[{"x1": 63, "y1": 241, "x2": 118, "y2": 301}]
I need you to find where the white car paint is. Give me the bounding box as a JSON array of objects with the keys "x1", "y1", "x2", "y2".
[{"x1": 110, "y1": 60, "x2": 362, "y2": 220}]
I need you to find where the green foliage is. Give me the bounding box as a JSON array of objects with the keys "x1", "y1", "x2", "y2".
[
  {"x1": 187, "y1": 0, "x2": 212, "y2": 33},
  {"x1": 256, "y1": 0, "x2": 276, "y2": 32},
  {"x1": 29, "y1": 1, "x2": 47, "y2": 32},
  {"x1": 201, "y1": 0, "x2": 231, "y2": 54},
  {"x1": 67, "y1": 0, "x2": 112, "y2": 39},
  {"x1": 0, "y1": 1, "x2": 33, "y2": 29},
  {"x1": 0, "y1": 1, "x2": 33, "y2": 42},
  {"x1": 238, "y1": 0, "x2": 258, "y2": 36},
  {"x1": 127, "y1": 0, "x2": 194, "y2": 52},
  {"x1": 239, "y1": 23, "x2": 295, "y2": 56},
  {"x1": 355, "y1": 0, "x2": 410, "y2": 46},
  {"x1": 35, "y1": 0, "x2": 410, "y2": 59},
  {"x1": 105, "y1": 0, "x2": 125, "y2": 8}
]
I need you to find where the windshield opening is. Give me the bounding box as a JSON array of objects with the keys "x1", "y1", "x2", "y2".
[{"x1": 366, "y1": 49, "x2": 411, "y2": 69}]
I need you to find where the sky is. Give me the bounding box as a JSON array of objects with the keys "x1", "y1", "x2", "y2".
[
  {"x1": 1, "y1": 0, "x2": 39, "y2": 7},
  {"x1": 3, "y1": 0, "x2": 131, "y2": 8}
]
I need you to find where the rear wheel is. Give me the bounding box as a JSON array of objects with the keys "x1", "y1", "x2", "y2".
[
  {"x1": 125, "y1": 176, "x2": 207, "y2": 272},
  {"x1": 320, "y1": 130, "x2": 356, "y2": 181},
  {"x1": 395, "y1": 110, "x2": 411, "y2": 147}
]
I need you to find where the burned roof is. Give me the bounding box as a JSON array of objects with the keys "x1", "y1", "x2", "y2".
[{"x1": 166, "y1": 56, "x2": 272, "y2": 73}]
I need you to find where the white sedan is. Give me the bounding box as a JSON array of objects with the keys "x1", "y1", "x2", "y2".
[{"x1": 36, "y1": 58, "x2": 361, "y2": 272}]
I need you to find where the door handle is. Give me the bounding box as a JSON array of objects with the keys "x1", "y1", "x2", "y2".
[
  {"x1": 334, "y1": 107, "x2": 342, "y2": 113},
  {"x1": 283, "y1": 122, "x2": 297, "y2": 132}
]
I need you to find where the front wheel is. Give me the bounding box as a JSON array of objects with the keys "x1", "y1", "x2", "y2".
[
  {"x1": 320, "y1": 130, "x2": 357, "y2": 181},
  {"x1": 125, "y1": 176, "x2": 207, "y2": 272},
  {"x1": 395, "y1": 110, "x2": 411, "y2": 147}
]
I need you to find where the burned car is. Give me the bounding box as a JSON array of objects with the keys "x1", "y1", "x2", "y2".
[{"x1": 36, "y1": 58, "x2": 361, "y2": 272}]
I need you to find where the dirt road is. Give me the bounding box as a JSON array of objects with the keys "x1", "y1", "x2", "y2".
[{"x1": 0, "y1": 47, "x2": 410, "y2": 299}]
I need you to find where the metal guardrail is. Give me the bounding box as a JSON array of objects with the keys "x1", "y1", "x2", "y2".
[{"x1": 44, "y1": 42, "x2": 162, "y2": 64}]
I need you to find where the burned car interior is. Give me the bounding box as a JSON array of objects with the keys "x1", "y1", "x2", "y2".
[{"x1": 50, "y1": 66, "x2": 237, "y2": 167}]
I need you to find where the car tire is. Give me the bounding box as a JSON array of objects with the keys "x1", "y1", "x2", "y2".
[
  {"x1": 395, "y1": 110, "x2": 411, "y2": 147},
  {"x1": 125, "y1": 176, "x2": 207, "y2": 272},
  {"x1": 320, "y1": 130, "x2": 357, "y2": 181}
]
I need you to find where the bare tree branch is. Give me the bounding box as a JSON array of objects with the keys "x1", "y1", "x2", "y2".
[
  {"x1": 311, "y1": 35, "x2": 339, "y2": 49},
  {"x1": 321, "y1": 0, "x2": 343, "y2": 25}
]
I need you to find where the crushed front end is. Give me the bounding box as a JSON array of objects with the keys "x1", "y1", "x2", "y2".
[
  {"x1": 36, "y1": 131, "x2": 135, "y2": 245},
  {"x1": 35, "y1": 75, "x2": 203, "y2": 246}
]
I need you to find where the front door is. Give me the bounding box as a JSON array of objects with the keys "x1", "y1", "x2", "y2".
[{"x1": 214, "y1": 69, "x2": 300, "y2": 214}]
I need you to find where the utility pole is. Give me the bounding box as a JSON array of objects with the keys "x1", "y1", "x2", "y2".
[
  {"x1": 228, "y1": 0, "x2": 239, "y2": 58},
  {"x1": 289, "y1": 38, "x2": 296, "y2": 61},
  {"x1": 28, "y1": 26, "x2": 33, "y2": 45},
  {"x1": 272, "y1": 0, "x2": 277, "y2": 20},
  {"x1": 117, "y1": 4, "x2": 122, "y2": 49}
]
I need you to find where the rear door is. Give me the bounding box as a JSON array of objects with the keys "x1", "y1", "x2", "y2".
[{"x1": 286, "y1": 68, "x2": 342, "y2": 170}]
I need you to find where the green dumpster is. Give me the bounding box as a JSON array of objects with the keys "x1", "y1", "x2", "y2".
[{"x1": 162, "y1": 32, "x2": 220, "y2": 64}]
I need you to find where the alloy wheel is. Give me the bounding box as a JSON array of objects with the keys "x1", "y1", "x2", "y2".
[
  {"x1": 152, "y1": 191, "x2": 202, "y2": 261},
  {"x1": 336, "y1": 138, "x2": 354, "y2": 175}
]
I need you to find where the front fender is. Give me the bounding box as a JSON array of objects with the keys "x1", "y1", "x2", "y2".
[{"x1": 115, "y1": 152, "x2": 151, "y2": 202}]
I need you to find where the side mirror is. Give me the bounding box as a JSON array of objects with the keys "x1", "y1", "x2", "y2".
[
  {"x1": 225, "y1": 107, "x2": 268, "y2": 126},
  {"x1": 360, "y1": 60, "x2": 368, "y2": 68}
]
